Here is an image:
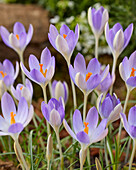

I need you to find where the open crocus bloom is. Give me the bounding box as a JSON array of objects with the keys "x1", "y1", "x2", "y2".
[
  {"x1": 52, "y1": 80, "x2": 69, "y2": 104},
  {"x1": 48, "y1": 24, "x2": 79, "y2": 64},
  {"x1": 41, "y1": 97, "x2": 65, "y2": 132},
  {"x1": 97, "y1": 93, "x2": 122, "y2": 127},
  {"x1": 63, "y1": 107, "x2": 108, "y2": 149},
  {"x1": 0, "y1": 92, "x2": 34, "y2": 140},
  {"x1": 0, "y1": 22, "x2": 33, "y2": 55},
  {"x1": 119, "y1": 51, "x2": 136, "y2": 90},
  {"x1": 120, "y1": 106, "x2": 136, "y2": 140},
  {"x1": 105, "y1": 22, "x2": 133, "y2": 58},
  {"x1": 21, "y1": 47, "x2": 55, "y2": 87},
  {"x1": 0, "y1": 59, "x2": 19, "y2": 88},
  {"x1": 69, "y1": 53, "x2": 109, "y2": 95},
  {"x1": 11, "y1": 78, "x2": 33, "y2": 107},
  {"x1": 88, "y1": 6, "x2": 109, "y2": 38}
]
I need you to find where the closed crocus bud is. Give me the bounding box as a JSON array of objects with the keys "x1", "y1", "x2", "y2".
[
  {"x1": 97, "y1": 93, "x2": 122, "y2": 127},
  {"x1": 46, "y1": 134, "x2": 53, "y2": 161},
  {"x1": 88, "y1": 6, "x2": 109, "y2": 38},
  {"x1": 52, "y1": 80, "x2": 69, "y2": 104}
]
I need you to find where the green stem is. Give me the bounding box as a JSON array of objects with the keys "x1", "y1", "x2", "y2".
[
  {"x1": 83, "y1": 93, "x2": 88, "y2": 122},
  {"x1": 95, "y1": 35, "x2": 99, "y2": 59},
  {"x1": 47, "y1": 160, "x2": 50, "y2": 170},
  {"x1": 14, "y1": 139, "x2": 29, "y2": 170},
  {"x1": 67, "y1": 62, "x2": 77, "y2": 109},
  {"x1": 55, "y1": 129, "x2": 64, "y2": 170},
  {"x1": 125, "y1": 137, "x2": 131, "y2": 163},
  {"x1": 19, "y1": 51, "x2": 26, "y2": 85},
  {"x1": 129, "y1": 139, "x2": 136, "y2": 170},
  {"x1": 48, "y1": 81, "x2": 53, "y2": 98},
  {"x1": 41, "y1": 85, "x2": 50, "y2": 136},
  {"x1": 104, "y1": 138, "x2": 110, "y2": 170}
]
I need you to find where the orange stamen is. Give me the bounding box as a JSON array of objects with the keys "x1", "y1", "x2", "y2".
[
  {"x1": 39, "y1": 64, "x2": 47, "y2": 77},
  {"x1": 63, "y1": 34, "x2": 67, "y2": 39},
  {"x1": 85, "y1": 72, "x2": 92, "y2": 82},
  {"x1": 0, "y1": 71, "x2": 7, "y2": 78},
  {"x1": 20, "y1": 86, "x2": 23, "y2": 90},
  {"x1": 84, "y1": 122, "x2": 89, "y2": 134},
  {"x1": 10, "y1": 112, "x2": 16, "y2": 124},
  {"x1": 130, "y1": 68, "x2": 136, "y2": 77},
  {"x1": 16, "y1": 34, "x2": 19, "y2": 40}
]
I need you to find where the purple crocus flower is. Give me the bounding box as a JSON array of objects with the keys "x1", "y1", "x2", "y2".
[
  {"x1": 120, "y1": 106, "x2": 136, "y2": 140},
  {"x1": 0, "y1": 22, "x2": 33, "y2": 55},
  {"x1": 63, "y1": 107, "x2": 108, "y2": 149},
  {"x1": 0, "y1": 92, "x2": 34, "y2": 140},
  {"x1": 88, "y1": 6, "x2": 109, "y2": 38},
  {"x1": 105, "y1": 22, "x2": 133, "y2": 58},
  {"x1": 69, "y1": 53, "x2": 109, "y2": 95},
  {"x1": 21, "y1": 47, "x2": 55, "y2": 87},
  {"x1": 97, "y1": 93, "x2": 122, "y2": 126},
  {"x1": 0, "y1": 59, "x2": 19, "y2": 89},
  {"x1": 11, "y1": 78, "x2": 33, "y2": 107},
  {"x1": 48, "y1": 24, "x2": 79, "y2": 64},
  {"x1": 41, "y1": 97, "x2": 65, "y2": 132},
  {"x1": 119, "y1": 51, "x2": 136, "y2": 90},
  {"x1": 52, "y1": 80, "x2": 68, "y2": 104}
]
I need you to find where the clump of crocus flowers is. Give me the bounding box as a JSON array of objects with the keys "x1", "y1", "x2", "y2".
[{"x1": 0, "y1": 4, "x2": 135, "y2": 170}]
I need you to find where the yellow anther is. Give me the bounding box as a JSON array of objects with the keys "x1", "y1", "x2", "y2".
[
  {"x1": 0, "y1": 71, "x2": 7, "y2": 78},
  {"x1": 10, "y1": 112, "x2": 16, "y2": 124},
  {"x1": 85, "y1": 72, "x2": 92, "y2": 82},
  {"x1": 39, "y1": 64, "x2": 47, "y2": 78},
  {"x1": 20, "y1": 86, "x2": 23, "y2": 90},
  {"x1": 130, "y1": 68, "x2": 136, "y2": 77},
  {"x1": 63, "y1": 34, "x2": 67, "y2": 39},
  {"x1": 16, "y1": 34, "x2": 19, "y2": 40},
  {"x1": 84, "y1": 122, "x2": 89, "y2": 134}
]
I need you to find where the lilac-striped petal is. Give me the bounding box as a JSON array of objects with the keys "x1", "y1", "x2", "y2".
[
  {"x1": 58, "y1": 106, "x2": 65, "y2": 122},
  {"x1": 41, "y1": 101, "x2": 49, "y2": 121},
  {"x1": 87, "y1": 58, "x2": 100, "y2": 74},
  {"x1": 129, "y1": 51, "x2": 136, "y2": 69},
  {"x1": 19, "y1": 32, "x2": 27, "y2": 49},
  {"x1": 1, "y1": 92, "x2": 16, "y2": 122},
  {"x1": 29, "y1": 54, "x2": 39, "y2": 70},
  {"x1": 23, "y1": 105, "x2": 34, "y2": 127},
  {"x1": 40, "y1": 47, "x2": 51, "y2": 68},
  {"x1": 0, "y1": 26, "x2": 10, "y2": 47},
  {"x1": 21, "y1": 62, "x2": 32, "y2": 80},
  {"x1": 85, "y1": 107, "x2": 98, "y2": 133},
  {"x1": 120, "y1": 113, "x2": 129, "y2": 132},
  {"x1": 124, "y1": 23, "x2": 133, "y2": 49},
  {"x1": 3, "y1": 75, "x2": 14, "y2": 87},
  {"x1": 9, "y1": 33, "x2": 20, "y2": 50},
  {"x1": 45, "y1": 66, "x2": 54, "y2": 82},
  {"x1": 11, "y1": 85, "x2": 21, "y2": 100},
  {"x1": 26, "y1": 24, "x2": 33, "y2": 45},
  {"x1": 63, "y1": 119, "x2": 77, "y2": 140},
  {"x1": 60, "y1": 24, "x2": 70, "y2": 36},
  {"x1": 129, "y1": 125, "x2": 136, "y2": 138},
  {"x1": 48, "y1": 33, "x2": 57, "y2": 50},
  {"x1": 108, "y1": 29, "x2": 114, "y2": 50},
  {"x1": 50, "y1": 109, "x2": 61, "y2": 127},
  {"x1": 13, "y1": 22, "x2": 26, "y2": 35},
  {"x1": 26, "y1": 78, "x2": 33, "y2": 95},
  {"x1": 0, "y1": 132, "x2": 9, "y2": 136},
  {"x1": 75, "y1": 24, "x2": 79, "y2": 43},
  {"x1": 3, "y1": 59, "x2": 14, "y2": 76},
  {"x1": 101, "y1": 97, "x2": 113, "y2": 118},
  {"x1": 76, "y1": 131, "x2": 90, "y2": 144},
  {"x1": 69, "y1": 65, "x2": 77, "y2": 83},
  {"x1": 92, "y1": 10, "x2": 102, "y2": 31},
  {"x1": 126, "y1": 77, "x2": 136, "y2": 87},
  {"x1": 14, "y1": 61, "x2": 19, "y2": 79},
  {"x1": 8, "y1": 123, "x2": 24, "y2": 134},
  {"x1": 49, "y1": 24, "x2": 59, "y2": 42},
  {"x1": 75, "y1": 72, "x2": 86, "y2": 91},
  {"x1": 30, "y1": 69, "x2": 45, "y2": 84},
  {"x1": 66, "y1": 30, "x2": 76, "y2": 54},
  {"x1": 73, "y1": 109, "x2": 83, "y2": 134},
  {"x1": 74, "y1": 53, "x2": 86, "y2": 74},
  {"x1": 0, "y1": 115, "x2": 9, "y2": 131},
  {"x1": 128, "y1": 106, "x2": 136, "y2": 126},
  {"x1": 91, "y1": 129, "x2": 108, "y2": 144},
  {"x1": 86, "y1": 74, "x2": 101, "y2": 90},
  {"x1": 112, "y1": 23, "x2": 123, "y2": 34},
  {"x1": 100, "y1": 65, "x2": 109, "y2": 82}
]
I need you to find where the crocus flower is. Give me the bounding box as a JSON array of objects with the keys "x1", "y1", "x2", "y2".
[
  {"x1": 0, "y1": 59, "x2": 19, "y2": 89},
  {"x1": 0, "y1": 92, "x2": 34, "y2": 140},
  {"x1": 120, "y1": 106, "x2": 136, "y2": 140},
  {"x1": 119, "y1": 51, "x2": 136, "y2": 91},
  {"x1": 97, "y1": 93, "x2": 122, "y2": 127},
  {"x1": 21, "y1": 47, "x2": 55, "y2": 87},
  {"x1": 11, "y1": 78, "x2": 33, "y2": 107},
  {"x1": 105, "y1": 22, "x2": 133, "y2": 58},
  {"x1": 63, "y1": 107, "x2": 108, "y2": 149},
  {"x1": 41, "y1": 97, "x2": 65, "y2": 132},
  {"x1": 0, "y1": 22, "x2": 33, "y2": 55},
  {"x1": 88, "y1": 6, "x2": 109, "y2": 38},
  {"x1": 52, "y1": 80, "x2": 68, "y2": 104},
  {"x1": 69, "y1": 53, "x2": 109, "y2": 95},
  {"x1": 48, "y1": 24, "x2": 79, "y2": 64}
]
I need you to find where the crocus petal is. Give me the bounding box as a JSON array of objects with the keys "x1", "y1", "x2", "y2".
[
  {"x1": 69, "y1": 65, "x2": 77, "y2": 83},
  {"x1": 55, "y1": 81, "x2": 65, "y2": 101},
  {"x1": 40, "y1": 47, "x2": 51, "y2": 68},
  {"x1": 128, "y1": 106, "x2": 136, "y2": 126},
  {"x1": 124, "y1": 23, "x2": 133, "y2": 49},
  {"x1": 8, "y1": 123, "x2": 24, "y2": 134},
  {"x1": 26, "y1": 78, "x2": 33, "y2": 95},
  {"x1": 85, "y1": 107, "x2": 98, "y2": 133},
  {"x1": 112, "y1": 23, "x2": 123, "y2": 34},
  {"x1": 119, "y1": 62, "x2": 127, "y2": 81},
  {"x1": 101, "y1": 97, "x2": 113, "y2": 118},
  {"x1": 14, "y1": 61, "x2": 19, "y2": 79},
  {"x1": 1, "y1": 92, "x2": 16, "y2": 122},
  {"x1": 45, "y1": 66, "x2": 54, "y2": 82},
  {"x1": 20, "y1": 62, "x2": 32, "y2": 80},
  {"x1": 60, "y1": 24, "x2": 70, "y2": 36},
  {"x1": 0, "y1": 115, "x2": 9, "y2": 131},
  {"x1": 3, "y1": 75, "x2": 14, "y2": 87},
  {"x1": 50, "y1": 109, "x2": 61, "y2": 128},
  {"x1": 100, "y1": 65, "x2": 109, "y2": 82},
  {"x1": 74, "y1": 53, "x2": 86, "y2": 74},
  {"x1": 73, "y1": 109, "x2": 84, "y2": 134},
  {"x1": 120, "y1": 113, "x2": 129, "y2": 132},
  {"x1": 23, "y1": 105, "x2": 34, "y2": 127},
  {"x1": 0, "y1": 26, "x2": 10, "y2": 47},
  {"x1": 41, "y1": 101, "x2": 49, "y2": 121},
  {"x1": 75, "y1": 24, "x2": 79, "y2": 43},
  {"x1": 86, "y1": 74, "x2": 101, "y2": 90},
  {"x1": 26, "y1": 24, "x2": 33, "y2": 45},
  {"x1": 19, "y1": 32, "x2": 27, "y2": 49},
  {"x1": 101, "y1": 9, "x2": 109, "y2": 30},
  {"x1": 87, "y1": 58, "x2": 100, "y2": 74},
  {"x1": 29, "y1": 54, "x2": 39, "y2": 70},
  {"x1": 66, "y1": 30, "x2": 76, "y2": 55},
  {"x1": 126, "y1": 77, "x2": 136, "y2": 87},
  {"x1": 9, "y1": 33, "x2": 20, "y2": 51},
  {"x1": 92, "y1": 10, "x2": 102, "y2": 31},
  {"x1": 63, "y1": 119, "x2": 77, "y2": 140},
  {"x1": 129, "y1": 125, "x2": 136, "y2": 138},
  {"x1": 76, "y1": 131, "x2": 90, "y2": 144},
  {"x1": 30, "y1": 69, "x2": 45, "y2": 84},
  {"x1": 13, "y1": 22, "x2": 26, "y2": 35},
  {"x1": 3, "y1": 59, "x2": 14, "y2": 76},
  {"x1": 75, "y1": 72, "x2": 86, "y2": 91}
]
